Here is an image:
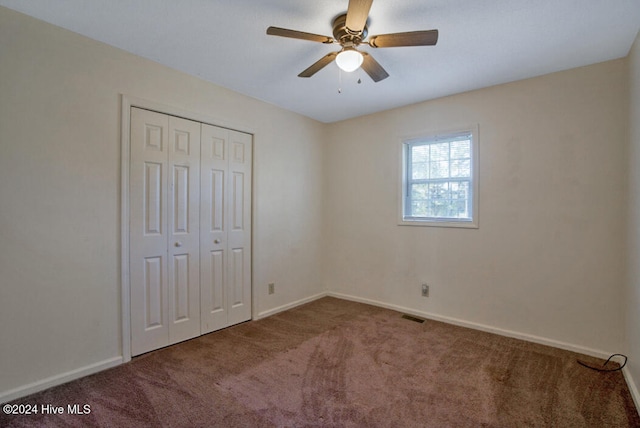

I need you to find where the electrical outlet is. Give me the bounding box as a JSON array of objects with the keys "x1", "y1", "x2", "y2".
[
  {"x1": 268, "y1": 283, "x2": 275, "y2": 295},
  {"x1": 421, "y1": 283, "x2": 429, "y2": 297}
]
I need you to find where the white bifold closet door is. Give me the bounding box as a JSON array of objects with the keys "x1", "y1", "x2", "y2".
[
  {"x1": 129, "y1": 108, "x2": 252, "y2": 357},
  {"x1": 200, "y1": 124, "x2": 252, "y2": 333}
]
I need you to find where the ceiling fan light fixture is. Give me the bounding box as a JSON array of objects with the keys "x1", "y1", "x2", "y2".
[{"x1": 335, "y1": 48, "x2": 363, "y2": 72}]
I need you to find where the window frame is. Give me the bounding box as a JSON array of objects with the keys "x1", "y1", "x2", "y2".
[{"x1": 398, "y1": 125, "x2": 479, "y2": 229}]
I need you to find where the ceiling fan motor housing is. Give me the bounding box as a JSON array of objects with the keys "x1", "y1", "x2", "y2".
[{"x1": 333, "y1": 13, "x2": 368, "y2": 46}]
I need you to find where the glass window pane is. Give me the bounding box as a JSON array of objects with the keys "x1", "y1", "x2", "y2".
[
  {"x1": 443, "y1": 200, "x2": 455, "y2": 218},
  {"x1": 450, "y1": 182, "x2": 459, "y2": 199},
  {"x1": 426, "y1": 201, "x2": 437, "y2": 217},
  {"x1": 428, "y1": 182, "x2": 448, "y2": 200},
  {"x1": 430, "y1": 200, "x2": 447, "y2": 217},
  {"x1": 451, "y1": 200, "x2": 468, "y2": 218},
  {"x1": 430, "y1": 160, "x2": 449, "y2": 179},
  {"x1": 412, "y1": 162, "x2": 429, "y2": 179},
  {"x1": 451, "y1": 159, "x2": 470, "y2": 178},
  {"x1": 411, "y1": 200, "x2": 428, "y2": 217},
  {"x1": 450, "y1": 140, "x2": 470, "y2": 159},
  {"x1": 411, "y1": 145, "x2": 429, "y2": 163},
  {"x1": 411, "y1": 144, "x2": 430, "y2": 179},
  {"x1": 430, "y1": 142, "x2": 449, "y2": 161},
  {"x1": 450, "y1": 181, "x2": 469, "y2": 199},
  {"x1": 411, "y1": 183, "x2": 428, "y2": 200}
]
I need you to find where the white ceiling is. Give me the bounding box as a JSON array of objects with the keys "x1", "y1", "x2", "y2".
[{"x1": 2, "y1": 0, "x2": 639, "y2": 123}]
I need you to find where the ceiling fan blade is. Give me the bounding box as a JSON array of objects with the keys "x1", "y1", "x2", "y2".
[
  {"x1": 345, "y1": 0, "x2": 373, "y2": 34},
  {"x1": 361, "y1": 52, "x2": 389, "y2": 82},
  {"x1": 298, "y1": 52, "x2": 338, "y2": 78},
  {"x1": 368, "y1": 30, "x2": 438, "y2": 48},
  {"x1": 267, "y1": 26, "x2": 333, "y2": 44}
]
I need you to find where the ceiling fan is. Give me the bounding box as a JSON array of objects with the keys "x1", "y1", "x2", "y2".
[{"x1": 266, "y1": 0, "x2": 438, "y2": 82}]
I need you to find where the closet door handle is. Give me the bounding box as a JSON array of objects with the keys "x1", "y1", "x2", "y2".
[
  {"x1": 174, "y1": 242, "x2": 182, "y2": 247},
  {"x1": 214, "y1": 239, "x2": 221, "y2": 244}
]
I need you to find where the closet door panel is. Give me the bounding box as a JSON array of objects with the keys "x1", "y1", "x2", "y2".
[
  {"x1": 130, "y1": 108, "x2": 170, "y2": 356},
  {"x1": 168, "y1": 116, "x2": 201, "y2": 344},
  {"x1": 227, "y1": 130, "x2": 252, "y2": 326},
  {"x1": 200, "y1": 124, "x2": 230, "y2": 333}
]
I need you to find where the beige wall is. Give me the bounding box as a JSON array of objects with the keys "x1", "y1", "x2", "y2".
[
  {"x1": 627, "y1": 30, "x2": 640, "y2": 403},
  {"x1": 324, "y1": 59, "x2": 628, "y2": 355},
  {"x1": 1, "y1": 4, "x2": 637, "y2": 405},
  {"x1": 0, "y1": 6, "x2": 325, "y2": 399}
]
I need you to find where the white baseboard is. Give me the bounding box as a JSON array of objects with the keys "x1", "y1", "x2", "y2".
[
  {"x1": 623, "y1": 367, "x2": 640, "y2": 416},
  {"x1": 0, "y1": 356, "x2": 123, "y2": 404},
  {"x1": 255, "y1": 292, "x2": 329, "y2": 320},
  {"x1": 2, "y1": 293, "x2": 632, "y2": 409},
  {"x1": 327, "y1": 291, "x2": 614, "y2": 360}
]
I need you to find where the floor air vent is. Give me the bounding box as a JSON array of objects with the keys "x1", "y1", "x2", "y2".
[{"x1": 402, "y1": 314, "x2": 425, "y2": 323}]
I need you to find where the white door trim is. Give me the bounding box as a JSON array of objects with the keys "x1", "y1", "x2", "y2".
[{"x1": 120, "y1": 94, "x2": 255, "y2": 362}]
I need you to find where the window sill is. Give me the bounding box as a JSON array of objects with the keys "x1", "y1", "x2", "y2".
[{"x1": 398, "y1": 217, "x2": 479, "y2": 229}]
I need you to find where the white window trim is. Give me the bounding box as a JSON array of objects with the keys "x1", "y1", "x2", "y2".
[{"x1": 398, "y1": 125, "x2": 479, "y2": 229}]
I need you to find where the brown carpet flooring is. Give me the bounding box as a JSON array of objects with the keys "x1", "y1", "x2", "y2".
[{"x1": 2, "y1": 297, "x2": 639, "y2": 427}]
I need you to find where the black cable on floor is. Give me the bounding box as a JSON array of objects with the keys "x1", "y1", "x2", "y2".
[{"x1": 577, "y1": 353, "x2": 627, "y2": 372}]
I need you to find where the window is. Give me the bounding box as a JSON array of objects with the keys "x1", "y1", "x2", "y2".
[{"x1": 399, "y1": 126, "x2": 478, "y2": 228}]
